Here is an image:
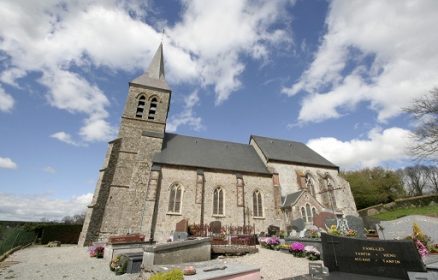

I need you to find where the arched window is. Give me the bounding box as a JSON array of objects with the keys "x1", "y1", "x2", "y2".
[
  {"x1": 253, "y1": 190, "x2": 263, "y2": 217},
  {"x1": 312, "y1": 207, "x2": 317, "y2": 218},
  {"x1": 135, "y1": 95, "x2": 146, "y2": 118},
  {"x1": 168, "y1": 183, "x2": 182, "y2": 213},
  {"x1": 305, "y1": 173, "x2": 316, "y2": 197},
  {"x1": 213, "y1": 187, "x2": 224, "y2": 216},
  {"x1": 306, "y1": 203, "x2": 312, "y2": 223},
  {"x1": 301, "y1": 207, "x2": 306, "y2": 220},
  {"x1": 148, "y1": 97, "x2": 158, "y2": 120}
]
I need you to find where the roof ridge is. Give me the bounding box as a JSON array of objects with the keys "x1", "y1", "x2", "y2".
[{"x1": 166, "y1": 133, "x2": 252, "y2": 147}]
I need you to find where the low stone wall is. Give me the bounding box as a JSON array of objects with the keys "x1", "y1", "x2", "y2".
[
  {"x1": 142, "y1": 238, "x2": 211, "y2": 270},
  {"x1": 104, "y1": 242, "x2": 148, "y2": 262},
  {"x1": 358, "y1": 194, "x2": 438, "y2": 217}
]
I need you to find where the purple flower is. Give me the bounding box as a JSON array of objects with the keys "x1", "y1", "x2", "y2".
[
  {"x1": 266, "y1": 236, "x2": 280, "y2": 245},
  {"x1": 415, "y1": 239, "x2": 429, "y2": 257},
  {"x1": 290, "y1": 242, "x2": 305, "y2": 252}
]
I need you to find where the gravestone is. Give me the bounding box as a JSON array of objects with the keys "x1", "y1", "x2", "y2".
[
  {"x1": 175, "y1": 219, "x2": 188, "y2": 233},
  {"x1": 173, "y1": 219, "x2": 189, "y2": 241},
  {"x1": 173, "y1": 231, "x2": 188, "y2": 241},
  {"x1": 321, "y1": 233, "x2": 426, "y2": 279},
  {"x1": 313, "y1": 212, "x2": 336, "y2": 229},
  {"x1": 377, "y1": 215, "x2": 438, "y2": 243},
  {"x1": 345, "y1": 215, "x2": 366, "y2": 239},
  {"x1": 268, "y1": 225, "x2": 280, "y2": 236},
  {"x1": 291, "y1": 218, "x2": 305, "y2": 232},
  {"x1": 210, "y1": 221, "x2": 222, "y2": 234}
]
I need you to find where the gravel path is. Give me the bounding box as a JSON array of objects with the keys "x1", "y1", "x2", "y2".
[
  {"x1": 0, "y1": 245, "x2": 138, "y2": 280},
  {"x1": 0, "y1": 245, "x2": 319, "y2": 280},
  {"x1": 223, "y1": 247, "x2": 321, "y2": 279}
]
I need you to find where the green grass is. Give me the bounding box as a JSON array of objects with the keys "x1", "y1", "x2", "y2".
[{"x1": 371, "y1": 204, "x2": 438, "y2": 221}]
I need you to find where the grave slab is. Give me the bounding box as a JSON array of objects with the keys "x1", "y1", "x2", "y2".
[
  {"x1": 321, "y1": 233, "x2": 426, "y2": 280},
  {"x1": 377, "y1": 215, "x2": 438, "y2": 243}
]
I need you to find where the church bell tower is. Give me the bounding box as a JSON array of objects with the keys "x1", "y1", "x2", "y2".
[{"x1": 78, "y1": 44, "x2": 171, "y2": 245}]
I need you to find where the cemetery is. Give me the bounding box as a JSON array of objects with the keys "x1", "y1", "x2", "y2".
[
  {"x1": 69, "y1": 211, "x2": 437, "y2": 279},
  {"x1": 1, "y1": 211, "x2": 438, "y2": 279}
]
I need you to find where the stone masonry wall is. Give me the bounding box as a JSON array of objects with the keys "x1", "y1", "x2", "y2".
[
  {"x1": 267, "y1": 162, "x2": 357, "y2": 216},
  {"x1": 149, "y1": 166, "x2": 281, "y2": 242}
]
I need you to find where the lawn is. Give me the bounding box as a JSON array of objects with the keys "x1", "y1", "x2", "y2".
[{"x1": 371, "y1": 204, "x2": 438, "y2": 221}]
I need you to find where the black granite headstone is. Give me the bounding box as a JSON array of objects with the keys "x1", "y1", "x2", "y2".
[
  {"x1": 321, "y1": 233, "x2": 426, "y2": 280},
  {"x1": 268, "y1": 224, "x2": 280, "y2": 236}
]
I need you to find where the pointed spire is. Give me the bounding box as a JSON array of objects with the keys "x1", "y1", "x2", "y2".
[
  {"x1": 130, "y1": 43, "x2": 170, "y2": 91},
  {"x1": 147, "y1": 43, "x2": 165, "y2": 80}
]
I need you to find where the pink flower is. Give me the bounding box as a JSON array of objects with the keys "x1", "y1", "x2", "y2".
[
  {"x1": 290, "y1": 242, "x2": 305, "y2": 252},
  {"x1": 415, "y1": 239, "x2": 429, "y2": 257}
]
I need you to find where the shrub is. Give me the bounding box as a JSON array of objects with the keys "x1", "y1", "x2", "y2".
[
  {"x1": 149, "y1": 269, "x2": 184, "y2": 280},
  {"x1": 110, "y1": 255, "x2": 129, "y2": 275}
]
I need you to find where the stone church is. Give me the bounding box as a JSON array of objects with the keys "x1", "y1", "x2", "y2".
[{"x1": 78, "y1": 44, "x2": 357, "y2": 246}]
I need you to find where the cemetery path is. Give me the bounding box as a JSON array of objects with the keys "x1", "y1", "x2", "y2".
[
  {"x1": 0, "y1": 245, "x2": 138, "y2": 280},
  {"x1": 223, "y1": 246, "x2": 320, "y2": 279},
  {"x1": 0, "y1": 245, "x2": 320, "y2": 280}
]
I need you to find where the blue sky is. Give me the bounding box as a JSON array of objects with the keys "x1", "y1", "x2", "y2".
[{"x1": 1, "y1": 0, "x2": 437, "y2": 221}]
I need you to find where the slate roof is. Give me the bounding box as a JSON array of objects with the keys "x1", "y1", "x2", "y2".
[
  {"x1": 251, "y1": 135, "x2": 338, "y2": 169},
  {"x1": 153, "y1": 133, "x2": 271, "y2": 175},
  {"x1": 281, "y1": 190, "x2": 304, "y2": 207},
  {"x1": 130, "y1": 43, "x2": 171, "y2": 91}
]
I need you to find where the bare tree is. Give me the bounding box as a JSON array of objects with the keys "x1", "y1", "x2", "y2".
[
  {"x1": 404, "y1": 88, "x2": 438, "y2": 161},
  {"x1": 425, "y1": 166, "x2": 438, "y2": 193},
  {"x1": 402, "y1": 165, "x2": 429, "y2": 196}
]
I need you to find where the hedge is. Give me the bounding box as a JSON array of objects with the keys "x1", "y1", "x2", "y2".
[
  {"x1": 0, "y1": 227, "x2": 36, "y2": 256},
  {"x1": 38, "y1": 224, "x2": 83, "y2": 244}
]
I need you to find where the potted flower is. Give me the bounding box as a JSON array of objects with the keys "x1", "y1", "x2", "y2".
[
  {"x1": 88, "y1": 245, "x2": 97, "y2": 257},
  {"x1": 304, "y1": 245, "x2": 320, "y2": 260},
  {"x1": 266, "y1": 236, "x2": 280, "y2": 250},
  {"x1": 110, "y1": 255, "x2": 128, "y2": 275},
  {"x1": 95, "y1": 246, "x2": 104, "y2": 258},
  {"x1": 345, "y1": 229, "x2": 357, "y2": 237},
  {"x1": 289, "y1": 242, "x2": 305, "y2": 257}
]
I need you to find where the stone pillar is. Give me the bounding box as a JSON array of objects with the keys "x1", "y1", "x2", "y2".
[
  {"x1": 147, "y1": 165, "x2": 162, "y2": 242},
  {"x1": 272, "y1": 173, "x2": 281, "y2": 209},
  {"x1": 236, "y1": 174, "x2": 245, "y2": 226},
  {"x1": 196, "y1": 169, "x2": 205, "y2": 225}
]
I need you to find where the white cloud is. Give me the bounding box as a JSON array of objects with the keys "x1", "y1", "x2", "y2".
[
  {"x1": 0, "y1": 156, "x2": 17, "y2": 169},
  {"x1": 43, "y1": 166, "x2": 56, "y2": 174},
  {"x1": 79, "y1": 117, "x2": 116, "y2": 142},
  {"x1": 0, "y1": 1, "x2": 161, "y2": 143},
  {"x1": 168, "y1": 0, "x2": 292, "y2": 104},
  {"x1": 283, "y1": 0, "x2": 438, "y2": 124},
  {"x1": 0, "y1": 86, "x2": 14, "y2": 112},
  {"x1": 50, "y1": 131, "x2": 81, "y2": 146},
  {"x1": 0, "y1": 0, "x2": 293, "y2": 141},
  {"x1": 166, "y1": 91, "x2": 203, "y2": 132},
  {"x1": 307, "y1": 127, "x2": 412, "y2": 170},
  {"x1": 0, "y1": 192, "x2": 93, "y2": 221}
]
